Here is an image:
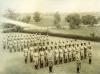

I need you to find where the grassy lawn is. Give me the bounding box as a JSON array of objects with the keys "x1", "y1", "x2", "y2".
[{"x1": 49, "y1": 26, "x2": 100, "y2": 37}]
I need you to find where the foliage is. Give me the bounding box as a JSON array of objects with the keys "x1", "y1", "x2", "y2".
[
  {"x1": 3, "y1": 23, "x2": 15, "y2": 28},
  {"x1": 65, "y1": 13, "x2": 81, "y2": 29},
  {"x1": 6, "y1": 9, "x2": 16, "y2": 19},
  {"x1": 97, "y1": 17, "x2": 100, "y2": 23},
  {"x1": 21, "y1": 15, "x2": 31, "y2": 23},
  {"x1": 54, "y1": 12, "x2": 61, "y2": 29},
  {"x1": 81, "y1": 15, "x2": 98, "y2": 26},
  {"x1": 11, "y1": 26, "x2": 23, "y2": 32},
  {"x1": 33, "y1": 12, "x2": 41, "y2": 23}
]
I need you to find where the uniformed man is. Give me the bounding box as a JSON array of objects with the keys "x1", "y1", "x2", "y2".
[
  {"x1": 23, "y1": 48, "x2": 28, "y2": 63},
  {"x1": 9, "y1": 42, "x2": 13, "y2": 52},
  {"x1": 29, "y1": 46, "x2": 34, "y2": 63},
  {"x1": 21, "y1": 40, "x2": 24, "y2": 51},
  {"x1": 54, "y1": 45, "x2": 59, "y2": 65},
  {"x1": 3, "y1": 39, "x2": 6, "y2": 50},
  {"x1": 72, "y1": 45, "x2": 76, "y2": 61},
  {"x1": 44, "y1": 46, "x2": 49, "y2": 66},
  {"x1": 88, "y1": 45, "x2": 92, "y2": 64},
  {"x1": 76, "y1": 50, "x2": 81, "y2": 73},
  {"x1": 33, "y1": 48, "x2": 39, "y2": 69},
  {"x1": 64, "y1": 45, "x2": 68, "y2": 63},
  {"x1": 59, "y1": 46, "x2": 64, "y2": 64},
  {"x1": 84, "y1": 43, "x2": 88, "y2": 59},
  {"x1": 48, "y1": 46, "x2": 54, "y2": 73},
  {"x1": 17, "y1": 40, "x2": 21, "y2": 52},
  {"x1": 13, "y1": 40, "x2": 17, "y2": 52},
  {"x1": 39, "y1": 48, "x2": 45, "y2": 68},
  {"x1": 68, "y1": 45, "x2": 72, "y2": 62},
  {"x1": 80, "y1": 43, "x2": 84, "y2": 60}
]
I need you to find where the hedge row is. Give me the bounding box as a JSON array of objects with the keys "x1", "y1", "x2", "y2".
[{"x1": 22, "y1": 29, "x2": 100, "y2": 42}]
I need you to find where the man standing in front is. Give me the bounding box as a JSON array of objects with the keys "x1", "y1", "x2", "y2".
[
  {"x1": 48, "y1": 47, "x2": 54, "y2": 73},
  {"x1": 87, "y1": 43, "x2": 92, "y2": 64},
  {"x1": 23, "y1": 47, "x2": 28, "y2": 63},
  {"x1": 76, "y1": 50, "x2": 81, "y2": 74}
]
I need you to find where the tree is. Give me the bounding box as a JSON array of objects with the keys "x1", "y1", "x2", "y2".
[
  {"x1": 13, "y1": 26, "x2": 23, "y2": 32},
  {"x1": 54, "y1": 12, "x2": 61, "y2": 29},
  {"x1": 65, "y1": 13, "x2": 81, "y2": 29},
  {"x1": 3, "y1": 23, "x2": 15, "y2": 28},
  {"x1": 6, "y1": 9, "x2": 16, "y2": 19},
  {"x1": 33, "y1": 12, "x2": 41, "y2": 23},
  {"x1": 81, "y1": 15, "x2": 97, "y2": 26},
  {"x1": 21, "y1": 15, "x2": 31, "y2": 23},
  {"x1": 97, "y1": 17, "x2": 100, "y2": 23}
]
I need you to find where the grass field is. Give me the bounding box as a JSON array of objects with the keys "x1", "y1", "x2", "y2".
[
  {"x1": 49, "y1": 26, "x2": 100, "y2": 37},
  {"x1": 0, "y1": 33, "x2": 100, "y2": 74}
]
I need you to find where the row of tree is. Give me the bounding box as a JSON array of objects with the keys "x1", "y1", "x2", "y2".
[
  {"x1": 65, "y1": 13, "x2": 98, "y2": 29},
  {"x1": 6, "y1": 9, "x2": 99, "y2": 29},
  {"x1": 33, "y1": 12, "x2": 98, "y2": 29}
]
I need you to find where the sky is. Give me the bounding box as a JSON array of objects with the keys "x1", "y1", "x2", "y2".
[{"x1": 0, "y1": 0, "x2": 100, "y2": 13}]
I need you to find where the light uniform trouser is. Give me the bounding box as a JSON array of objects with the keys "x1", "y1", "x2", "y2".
[
  {"x1": 34, "y1": 58, "x2": 39, "y2": 69},
  {"x1": 9, "y1": 45, "x2": 13, "y2": 52},
  {"x1": 55, "y1": 53, "x2": 59, "y2": 64},
  {"x1": 40, "y1": 51, "x2": 45, "y2": 62},
  {"x1": 3, "y1": 40, "x2": 6, "y2": 50},
  {"x1": 48, "y1": 61, "x2": 53, "y2": 72},
  {"x1": 40, "y1": 55, "x2": 45, "y2": 67},
  {"x1": 55, "y1": 50, "x2": 59, "y2": 63},
  {"x1": 76, "y1": 54, "x2": 81, "y2": 69},
  {"x1": 76, "y1": 61, "x2": 81, "y2": 73},
  {"x1": 45, "y1": 51, "x2": 48, "y2": 66},
  {"x1": 33, "y1": 52, "x2": 39, "y2": 68},
  {"x1": 88, "y1": 51, "x2": 92, "y2": 58},
  {"x1": 14, "y1": 45, "x2": 17, "y2": 52},
  {"x1": 84, "y1": 47, "x2": 88, "y2": 58},
  {"x1": 34, "y1": 57, "x2": 39, "y2": 67},
  {"x1": 69, "y1": 52, "x2": 72, "y2": 61},
  {"x1": 64, "y1": 52, "x2": 68, "y2": 61},
  {"x1": 59, "y1": 52, "x2": 64, "y2": 63},
  {"x1": 24, "y1": 52, "x2": 28, "y2": 63},
  {"x1": 30, "y1": 53, "x2": 33, "y2": 62},
  {"x1": 72, "y1": 51, "x2": 76, "y2": 60},
  {"x1": 40, "y1": 56, "x2": 45, "y2": 62},
  {"x1": 81, "y1": 50, "x2": 84, "y2": 59},
  {"x1": 18, "y1": 45, "x2": 21, "y2": 52}
]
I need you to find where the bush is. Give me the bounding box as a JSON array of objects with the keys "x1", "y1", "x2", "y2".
[
  {"x1": 81, "y1": 15, "x2": 98, "y2": 26},
  {"x1": 65, "y1": 13, "x2": 81, "y2": 29}
]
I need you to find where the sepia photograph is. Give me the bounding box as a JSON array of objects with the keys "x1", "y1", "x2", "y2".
[{"x1": 0, "y1": 0, "x2": 100, "y2": 74}]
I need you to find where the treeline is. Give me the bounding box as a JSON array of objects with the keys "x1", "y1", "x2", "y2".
[{"x1": 5, "y1": 9, "x2": 100, "y2": 29}]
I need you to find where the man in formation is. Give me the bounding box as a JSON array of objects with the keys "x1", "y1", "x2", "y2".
[{"x1": 3, "y1": 33, "x2": 93, "y2": 73}]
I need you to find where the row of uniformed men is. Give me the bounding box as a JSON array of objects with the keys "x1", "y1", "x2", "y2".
[
  {"x1": 3, "y1": 33, "x2": 49, "y2": 52},
  {"x1": 23, "y1": 40, "x2": 92, "y2": 73}
]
